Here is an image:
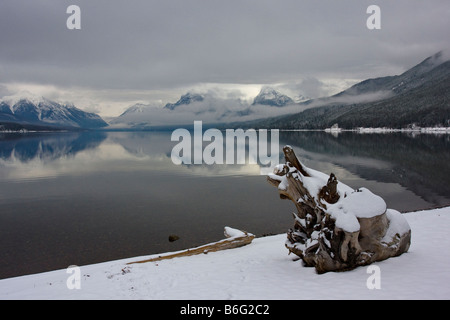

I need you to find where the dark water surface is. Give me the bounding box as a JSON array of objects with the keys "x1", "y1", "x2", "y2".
[{"x1": 0, "y1": 130, "x2": 449, "y2": 279}]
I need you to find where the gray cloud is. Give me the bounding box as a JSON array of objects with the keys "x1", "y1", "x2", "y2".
[
  {"x1": 1, "y1": 0, "x2": 449, "y2": 116},
  {"x1": 0, "y1": 84, "x2": 11, "y2": 97}
]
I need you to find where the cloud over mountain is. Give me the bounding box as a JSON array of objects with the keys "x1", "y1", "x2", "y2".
[
  {"x1": 110, "y1": 89, "x2": 307, "y2": 128},
  {"x1": 1, "y1": 0, "x2": 449, "y2": 119}
]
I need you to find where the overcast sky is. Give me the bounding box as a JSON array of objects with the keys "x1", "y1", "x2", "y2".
[{"x1": 0, "y1": 0, "x2": 449, "y2": 117}]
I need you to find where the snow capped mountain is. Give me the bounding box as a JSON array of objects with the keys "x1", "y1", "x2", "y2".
[
  {"x1": 110, "y1": 88, "x2": 306, "y2": 128},
  {"x1": 110, "y1": 103, "x2": 158, "y2": 128},
  {"x1": 164, "y1": 92, "x2": 205, "y2": 110},
  {"x1": 255, "y1": 51, "x2": 450, "y2": 129},
  {"x1": 111, "y1": 94, "x2": 248, "y2": 128},
  {"x1": 0, "y1": 94, "x2": 108, "y2": 129},
  {"x1": 252, "y1": 87, "x2": 294, "y2": 107},
  {"x1": 118, "y1": 103, "x2": 151, "y2": 116}
]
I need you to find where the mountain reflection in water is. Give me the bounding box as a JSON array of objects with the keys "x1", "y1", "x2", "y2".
[{"x1": 0, "y1": 130, "x2": 448, "y2": 279}]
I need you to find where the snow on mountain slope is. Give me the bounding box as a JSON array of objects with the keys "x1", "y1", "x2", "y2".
[
  {"x1": 164, "y1": 92, "x2": 205, "y2": 110},
  {"x1": 335, "y1": 51, "x2": 450, "y2": 97},
  {"x1": 110, "y1": 89, "x2": 304, "y2": 128},
  {"x1": 0, "y1": 94, "x2": 108, "y2": 129},
  {"x1": 252, "y1": 87, "x2": 295, "y2": 107}
]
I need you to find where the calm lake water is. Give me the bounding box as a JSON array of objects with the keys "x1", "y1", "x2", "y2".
[{"x1": 0, "y1": 130, "x2": 449, "y2": 279}]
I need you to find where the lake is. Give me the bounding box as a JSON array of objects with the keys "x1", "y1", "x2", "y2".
[{"x1": 0, "y1": 130, "x2": 449, "y2": 279}]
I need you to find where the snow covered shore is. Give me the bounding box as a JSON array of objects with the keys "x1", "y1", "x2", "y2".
[
  {"x1": 323, "y1": 126, "x2": 450, "y2": 135},
  {"x1": 1, "y1": 206, "x2": 449, "y2": 300}
]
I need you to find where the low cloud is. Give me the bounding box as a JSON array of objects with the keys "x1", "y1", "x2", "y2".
[
  {"x1": 0, "y1": 84, "x2": 12, "y2": 98},
  {"x1": 110, "y1": 89, "x2": 392, "y2": 128},
  {"x1": 110, "y1": 95, "x2": 310, "y2": 127}
]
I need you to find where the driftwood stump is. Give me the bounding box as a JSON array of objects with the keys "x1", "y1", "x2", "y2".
[{"x1": 268, "y1": 146, "x2": 411, "y2": 273}]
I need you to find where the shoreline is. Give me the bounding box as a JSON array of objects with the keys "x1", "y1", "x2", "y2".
[{"x1": 1, "y1": 206, "x2": 449, "y2": 300}]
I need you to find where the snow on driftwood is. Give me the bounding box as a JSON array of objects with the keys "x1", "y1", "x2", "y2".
[{"x1": 267, "y1": 145, "x2": 411, "y2": 273}]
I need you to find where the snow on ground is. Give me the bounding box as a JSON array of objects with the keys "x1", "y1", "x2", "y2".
[{"x1": 1, "y1": 207, "x2": 449, "y2": 300}]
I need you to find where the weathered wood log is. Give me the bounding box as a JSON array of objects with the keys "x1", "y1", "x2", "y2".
[
  {"x1": 127, "y1": 227, "x2": 255, "y2": 265},
  {"x1": 268, "y1": 146, "x2": 411, "y2": 273}
]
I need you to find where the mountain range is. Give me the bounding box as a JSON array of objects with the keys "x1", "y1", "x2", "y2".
[
  {"x1": 113, "y1": 51, "x2": 449, "y2": 130},
  {"x1": 1, "y1": 51, "x2": 448, "y2": 131},
  {"x1": 0, "y1": 95, "x2": 108, "y2": 130},
  {"x1": 109, "y1": 88, "x2": 302, "y2": 128},
  {"x1": 245, "y1": 51, "x2": 450, "y2": 129}
]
